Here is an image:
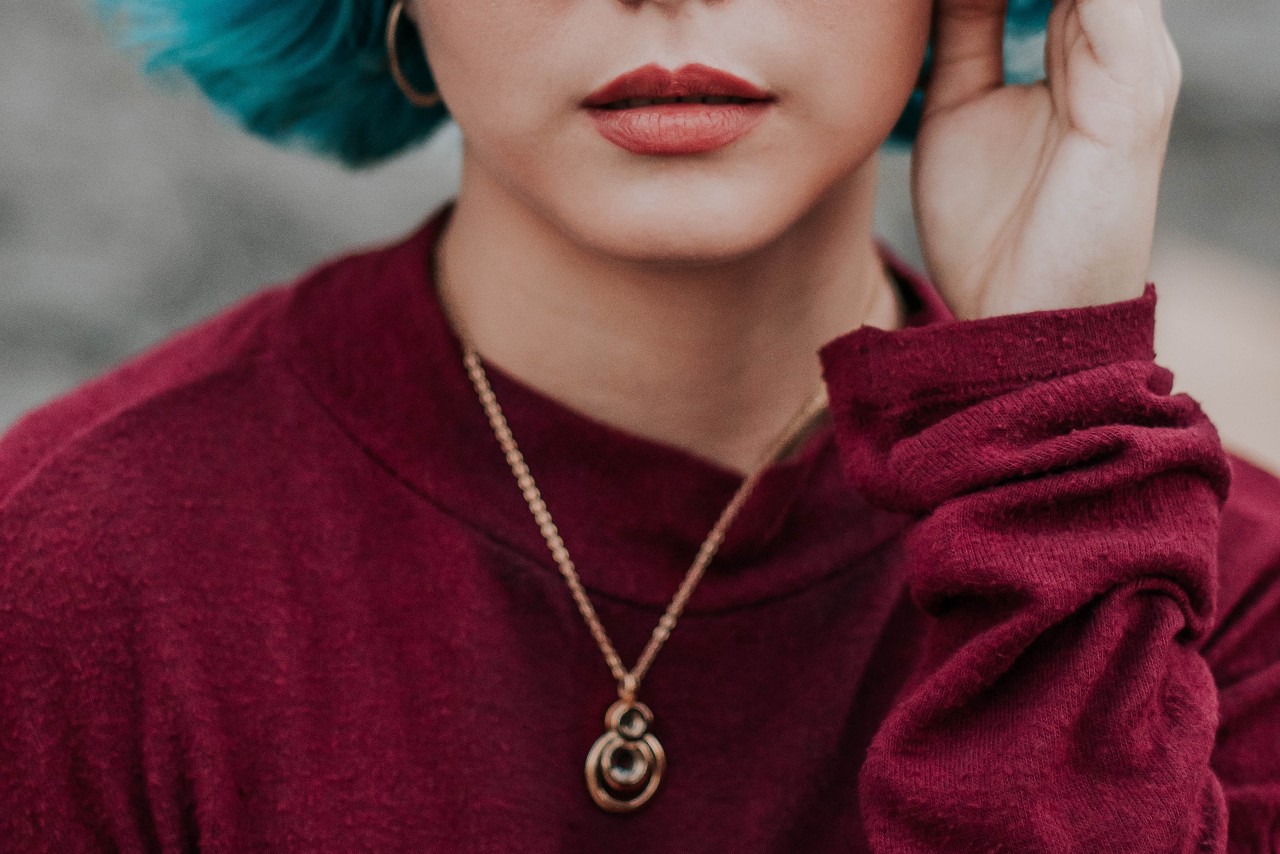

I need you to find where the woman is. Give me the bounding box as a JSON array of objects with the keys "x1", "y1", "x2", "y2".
[{"x1": 1, "y1": 0, "x2": 1277, "y2": 850}]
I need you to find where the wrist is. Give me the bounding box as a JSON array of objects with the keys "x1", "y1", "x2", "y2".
[{"x1": 966, "y1": 277, "x2": 1152, "y2": 320}]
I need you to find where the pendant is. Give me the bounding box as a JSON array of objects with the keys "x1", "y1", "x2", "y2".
[{"x1": 584, "y1": 698, "x2": 666, "y2": 812}]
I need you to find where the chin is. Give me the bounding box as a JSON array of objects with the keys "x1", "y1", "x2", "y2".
[{"x1": 548, "y1": 174, "x2": 817, "y2": 267}]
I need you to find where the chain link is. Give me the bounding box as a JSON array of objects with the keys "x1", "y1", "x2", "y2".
[{"x1": 462, "y1": 345, "x2": 828, "y2": 703}]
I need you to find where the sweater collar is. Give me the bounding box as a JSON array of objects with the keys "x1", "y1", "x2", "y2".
[{"x1": 273, "y1": 200, "x2": 952, "y2": 613}]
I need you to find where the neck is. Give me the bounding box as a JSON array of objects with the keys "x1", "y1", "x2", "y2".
[{"x1": 433, "y1": 152, "x2": 904, "y2": 476}]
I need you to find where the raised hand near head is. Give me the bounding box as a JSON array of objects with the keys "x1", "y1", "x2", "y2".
[{"x1": 912, "y1": 0, "x2": 1181, "y2": 320}]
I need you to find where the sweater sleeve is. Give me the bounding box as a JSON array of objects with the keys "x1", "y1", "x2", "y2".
[{"x1": 818, "y1": 283, "x2": 1275, "y2": 852}]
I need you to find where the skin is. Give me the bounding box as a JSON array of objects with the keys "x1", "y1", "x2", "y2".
[{"x1": 408, "y1": 0, "x2": 1181, "y2": 474}]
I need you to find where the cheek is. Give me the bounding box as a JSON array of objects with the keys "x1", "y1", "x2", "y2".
[
  {"x1": 797, "y1": 0, "x2": 932, "y2": 137},
  {"x1": 412, "y1": 0, "x2": 572, "y2": 143}
]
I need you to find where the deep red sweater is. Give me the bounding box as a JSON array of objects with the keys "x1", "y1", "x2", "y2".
[{"x1": 2, "y1": 201, "x2": 1279, "y2": 852}]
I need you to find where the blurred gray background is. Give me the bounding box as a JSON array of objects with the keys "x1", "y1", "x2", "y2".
[{"x1": 3, "y1": 0, "x2": 1279, "y2": 469}]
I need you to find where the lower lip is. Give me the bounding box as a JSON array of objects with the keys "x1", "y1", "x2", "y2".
[{"x1": 585, "y1": 101, "x2": 773, "y2": 155}]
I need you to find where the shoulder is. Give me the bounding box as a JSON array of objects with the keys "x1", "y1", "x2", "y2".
[
  {"x1": 0, "y1": 232, "x2": 407, "y2": 507},
  {"x1": 1219, "y1": 452, "x2": 1280, "y2": 586},
  {"x1": 1205, "y1": 452, "x2": 1280, "y2": 681},
  {"x1": 0, "y1": 283, "x2": 286, "y2": 504},
  {"x1": 0, "y1": 235, "x2": 408, "y2": 598},
  {"x1": 0, "y1": 281, "x2": 288, "y2": 617},
  {"x1": 1222, "y1": 453, "x2": 1280, "y2": 546}
]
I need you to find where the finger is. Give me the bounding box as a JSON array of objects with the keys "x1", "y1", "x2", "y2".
[
  {"x1": 1074, "y1": 0, "x2": 1154, "y2": 83},
  {"x1": 1069, "y1": 0, "x2": 1181, "y2": 121},
  {"x1": 924, "y1": 0, "x2": 1010, "y2": 117},
  {"x1": 1048, "y1": 0, "x2": 1181, "y2": 149}
]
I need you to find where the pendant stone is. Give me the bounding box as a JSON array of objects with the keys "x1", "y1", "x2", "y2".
[{"x1": 584, "y1": 698, "x2": 665, "y2": 812}]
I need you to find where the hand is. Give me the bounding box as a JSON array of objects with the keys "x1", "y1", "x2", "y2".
[{"x1": 911, "y1": 0, "x2": 1182, "y2": 320}]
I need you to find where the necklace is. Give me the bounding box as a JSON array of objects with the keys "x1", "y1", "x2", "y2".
[{"x1": 461, "y1": 345, "x2": 829, "y2": 812}]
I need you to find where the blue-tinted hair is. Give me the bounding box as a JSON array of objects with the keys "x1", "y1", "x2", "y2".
[{"x1": 93, "y1": 0, "x2": 1051, "y2": 169}]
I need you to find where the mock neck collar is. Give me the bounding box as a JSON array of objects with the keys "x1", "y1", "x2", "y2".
[{"x1": 272, "y1": 199, "x2": 952, "y2": 613}]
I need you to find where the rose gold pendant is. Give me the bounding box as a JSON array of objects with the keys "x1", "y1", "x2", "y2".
[{"x1": 584, "y1": 698, "x2": 665, "y2": 812}]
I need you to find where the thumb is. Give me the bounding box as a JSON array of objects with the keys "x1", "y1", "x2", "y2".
[{"x1": 924, "y1": 0, "x2": 1010, "y2": 117}]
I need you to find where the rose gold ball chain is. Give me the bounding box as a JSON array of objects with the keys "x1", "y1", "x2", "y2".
[{"x1": 461, "y1": 345, "x2": 828, "y2": 704}]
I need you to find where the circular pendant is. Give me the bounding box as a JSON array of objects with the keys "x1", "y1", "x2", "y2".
[{"x1": 584, "y1": 698, "x2": 665, "y2": 812}]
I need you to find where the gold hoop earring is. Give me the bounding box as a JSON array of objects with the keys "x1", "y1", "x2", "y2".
[{"x1": 386, "y1": 0, "x2": 442, "y2": 108}]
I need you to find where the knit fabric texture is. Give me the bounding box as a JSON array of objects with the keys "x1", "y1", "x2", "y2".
[{"x1": 2, "y1": 201, "x2": 1278, "y2": 851}]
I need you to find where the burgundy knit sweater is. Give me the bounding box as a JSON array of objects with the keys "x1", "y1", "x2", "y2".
[{"x1": 2, "y1": 201, "x2": 1279, "y2": 852}]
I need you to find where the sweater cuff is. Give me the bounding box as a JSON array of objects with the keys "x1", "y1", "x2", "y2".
[{"x1": 819, "y1": 283, "x2": 1158, "y2": 410}]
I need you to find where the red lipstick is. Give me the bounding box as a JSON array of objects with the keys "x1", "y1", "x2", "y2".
[{"x1": 582, "y1": 63, "x2": 776, "y2": 156}]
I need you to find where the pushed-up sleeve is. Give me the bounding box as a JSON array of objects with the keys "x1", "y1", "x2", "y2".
[{"x1": 819, "y1": 283, "x2": 1277, "y2": 852}]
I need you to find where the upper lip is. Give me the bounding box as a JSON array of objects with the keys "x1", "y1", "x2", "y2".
[{"x1": 582, "y1": 63, "x2": 774, "y2": 107}]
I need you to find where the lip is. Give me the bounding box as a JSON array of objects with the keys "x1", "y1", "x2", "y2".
[{"x1": 582, "y1": 62, "x2": 776, "y2": 156}]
